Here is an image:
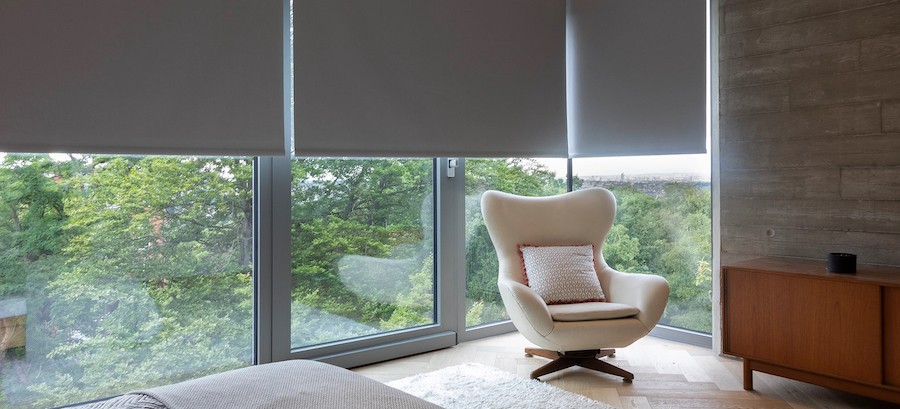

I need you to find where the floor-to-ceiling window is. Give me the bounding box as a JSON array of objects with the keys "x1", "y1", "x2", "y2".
[
  {"x1": 573, "y1": 154, "x2": 712, "y2": 336},
  {"x1": 288, "y1": 158, "x2": 436, "y2": 349},
  {"x1": 0, "y1": 154, "x2": 253, "y2": 408}
]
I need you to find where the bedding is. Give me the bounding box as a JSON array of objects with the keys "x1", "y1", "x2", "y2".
[
  {"x1": 69, "y1": 393, "x2": 165, "y2": 409},
  {"x1": 69, "y1": 360, "x2": 440, "y2": 409}
]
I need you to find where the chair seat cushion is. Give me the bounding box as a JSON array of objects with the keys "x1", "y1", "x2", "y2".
[{"x1": 547, "y1": 302, "x2": 639, "y2": 322}]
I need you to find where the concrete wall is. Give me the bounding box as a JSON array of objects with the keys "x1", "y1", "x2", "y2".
[{"x1": 719, "y1": 0, "x2": 900, "y2": 267}]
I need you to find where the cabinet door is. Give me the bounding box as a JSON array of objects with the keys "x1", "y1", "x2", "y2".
[
  {"x1": 724, "y1": 268, "x2": 882, "y2": 384},
  {"x1": 723, "y1": 267, "x2": 754, "y2": 357},
  {"x1": 886, "y1": 287, "x2": 900, "y2": 387}
]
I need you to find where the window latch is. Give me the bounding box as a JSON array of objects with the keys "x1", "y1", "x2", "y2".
[{"x1": 447, "y1": 158, "x2": 459, "y2": 178}]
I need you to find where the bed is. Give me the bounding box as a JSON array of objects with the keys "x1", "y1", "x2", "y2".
[{"x1": 71, "y1": 360, "x2": 440, "y2": 409}]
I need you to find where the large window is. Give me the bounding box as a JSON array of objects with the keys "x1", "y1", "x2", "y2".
[
  {"x1": 0, "y1": 154, "x2": 253, "y2": 408},
  {"x1": 573, "y1": 154, "x2": 712, "y2": 333},
  {"x1": 289, "y1": 158, "x2": 436, "y2": 349},
  {"x1": 0, "y1": 153, "x2": 713, "y2": 407},
  {"x1": 463, "y1": 158, "x2": 567, "y2": 328}
]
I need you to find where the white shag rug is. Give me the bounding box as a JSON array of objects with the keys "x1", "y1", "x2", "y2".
[{"x1": 387, "y1": 363, "x2": 616, "y2": 409}]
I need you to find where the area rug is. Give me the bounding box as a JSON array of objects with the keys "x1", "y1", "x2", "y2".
[{"x1": 387, "y1": 363, "x2": 616, "y2": 409}]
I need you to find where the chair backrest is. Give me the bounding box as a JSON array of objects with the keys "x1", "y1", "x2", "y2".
[{"x1": 480, "y1": 188, "x2": 616, "y2": 286}]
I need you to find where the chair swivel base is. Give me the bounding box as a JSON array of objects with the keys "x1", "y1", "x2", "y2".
[{"x1": 524, "y1": 348, "x2": 634, "y2": 382}]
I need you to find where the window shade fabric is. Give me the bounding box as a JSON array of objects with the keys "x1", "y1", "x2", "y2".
[
  {"x1": 0, "y1": 0, "x2": 287, "y2": 156},
  {"x1": 293, "y1": 0, "x2": 568, "y2": 158},
  {"x1": 567, "y1": 0, "x2": 707, "y2": 158},
  {"x1": 1, "y1": 0, "x2": 706, "y2": 159}
]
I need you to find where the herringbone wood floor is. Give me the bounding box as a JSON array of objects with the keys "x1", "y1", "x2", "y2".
[{"x1": 353, "y1": 332, "x2": 900, "y2": 409}]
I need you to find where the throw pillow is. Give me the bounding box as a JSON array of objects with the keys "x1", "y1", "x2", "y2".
[{"x1": 518, "y1": 244, "x2": 606, "y2": 304}]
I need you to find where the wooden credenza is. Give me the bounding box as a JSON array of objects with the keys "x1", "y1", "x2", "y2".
[{"x1": 723, "y1": 257, "x2": 900, "y2": 404}]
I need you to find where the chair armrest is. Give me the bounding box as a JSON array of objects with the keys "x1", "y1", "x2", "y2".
[
  {"x1": 602, "y1": 267, "x2": 670, "y2": 331},
  {"x1": 498, "y1": 279, "x2": 554, "y2": 336}
]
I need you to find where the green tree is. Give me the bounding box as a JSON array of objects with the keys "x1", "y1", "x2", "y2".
[
  {"x1": 0, "y1": 155, "x2": 254, "y2": 407},
  {"x1": 0, "y1": 156, "x2": 69, "y2": 297},
  {"x1": 600, "y1": 182, "x2": 712, "y2": 333},
  {"x1": 290, "y1": 159, "x2": 434, "y2": 344},
  {"x1": 381, "y1": 254, "x2": 435, "y2": 330}
]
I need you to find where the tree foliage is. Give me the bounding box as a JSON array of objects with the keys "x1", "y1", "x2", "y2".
[
  {"x1": 602, "y1": 183, "x2": 713, "y2": 332},
  {"x1": 0, "y1": 155, "x2": 253, "y2": 408},
  {"x1": 289, "y1": 159, "x2": 434, "y2": 345}
]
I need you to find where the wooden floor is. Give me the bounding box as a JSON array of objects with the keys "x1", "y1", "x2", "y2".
[{"x1": 353, "y1": 332, "x2": 900, "y2": 409}]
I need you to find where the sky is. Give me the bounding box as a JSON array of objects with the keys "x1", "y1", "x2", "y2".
[{"x1": 536, "y1": 151, "x2": 711, "y2": 180}]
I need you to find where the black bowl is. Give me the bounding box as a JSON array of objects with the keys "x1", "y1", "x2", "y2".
[{"x1": 826, "y1": 253, "x2": 856, "y2": 274}]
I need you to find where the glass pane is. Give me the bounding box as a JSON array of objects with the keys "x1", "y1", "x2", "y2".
[
  {"x1": 573, "y1": 154, "x2": 712, "y2": 333},
  {"x1": 464, "y1": 158, "x2": 567, "y2": 328},
  {"x1": 290, "y1": 158, "x2": 435, "y2": 349},
  {"x1": 0, "y1": 154, "x2": 253, "y2": 408}
]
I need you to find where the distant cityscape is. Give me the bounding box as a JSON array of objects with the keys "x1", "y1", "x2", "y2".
[
  {"x1": 580, "y1": 172, "x2": 709, "y2": 182},
  {"x1": 579, "y1": 173, "x2": 711, "y2": 196}
]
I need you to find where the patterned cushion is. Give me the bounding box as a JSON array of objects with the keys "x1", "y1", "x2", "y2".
[{"x1": 518, "y1": 244, "x2": 606, "y2": 305}]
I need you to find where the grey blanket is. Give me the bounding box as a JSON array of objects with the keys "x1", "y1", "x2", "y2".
[{"x1": 66, "y1": 393, "x2": 166, "y2": 409}]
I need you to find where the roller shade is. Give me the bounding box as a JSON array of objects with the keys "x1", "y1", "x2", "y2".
[
  {"x1": 0, "y1": 0, "x2": 287, "y2": 156},
  {"x1": 293, "y1": 0, "x2": 568, "y2": 158},
  {"x1": 567, "y1": 0, "x2": 707, "y2": 158}
]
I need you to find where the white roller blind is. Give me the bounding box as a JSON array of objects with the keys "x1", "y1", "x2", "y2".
[
  {"x1": 294, "y1": 0, "x2": 568, "y2": 158},
  {"x1": 0, "y1": 0, "x2": 287, "y2": 156},
  {"x1": 568, "y1": 0, "x2": 707, "y2": 158}
]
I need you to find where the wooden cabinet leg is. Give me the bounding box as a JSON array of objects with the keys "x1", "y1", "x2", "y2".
[{"x1": 743, "y1": 358, "x2": 753, "y2": 391}]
